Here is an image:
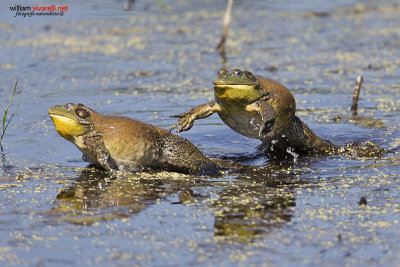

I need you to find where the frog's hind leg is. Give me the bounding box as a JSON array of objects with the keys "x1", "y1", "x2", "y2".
[{"x1": 157, "y1": 134, "x2": 217, "y2": 174}]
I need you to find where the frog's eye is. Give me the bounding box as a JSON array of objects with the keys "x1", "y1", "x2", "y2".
[
  {"x1": 232, "y1": 69, "x2": 242, "y2": 77},
  {"x1": 244, "y1": 71, "x2": 256, "y2": 82},
  {"x1": 217, "y1": 69, "x2": 228, "y2": 77},
  {"x1": 75, "y1": 107, "x2": 90, "y2": 119},
  {"x1": 64, "y1": 103, "x2": 75, "y2": 110}
]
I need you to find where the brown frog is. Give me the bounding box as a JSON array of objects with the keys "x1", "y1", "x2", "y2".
[
  {"x1": 49, "y1": 103, "x2": 225, "y2": 174},
  {"x1": 171, "y1": 69, "x2": 383, "y2": 157}
]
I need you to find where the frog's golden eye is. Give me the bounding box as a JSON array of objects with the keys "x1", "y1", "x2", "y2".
[
  {"x1": 244, "y1": 71, "x2": 256, "y2": 82},
  {"x1": 217, "y1": 69, "x2": 228, "y2": 77},
  {"x1": 232, "y1": 69, "x2": 242, "y2": 77},
  {"x1": 75, "y1": 108, "x2": 90, "y2": 119}
]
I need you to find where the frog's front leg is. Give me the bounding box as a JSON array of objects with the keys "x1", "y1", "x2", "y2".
[
  {"x1": 245, "y1": 98, "x2": 275, "y2": 138},
  {"x1": 83, "y1": 132, "x2": 118, "y2": 171},
  {"x1": 170, "y1": 101, "x2": 221, "y2": 132},
  {"x1": 258, "y1": 100, "x2": 276, "y2": 138}
]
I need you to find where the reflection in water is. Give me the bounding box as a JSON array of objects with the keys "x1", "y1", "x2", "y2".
[
  {"x1": 52, "y1": 168, "x2": 164, "y2": 224},
  {"x1": 211, "y1": 171, "x2": 298, "y2": 243},
  {"x1": 48, "y1": 164, "x2": 301, "y2": 243}
]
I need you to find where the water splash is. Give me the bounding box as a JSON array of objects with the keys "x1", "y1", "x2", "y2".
[{"x1": 286, "y1": 146, "x2": 299, "y2": 162}]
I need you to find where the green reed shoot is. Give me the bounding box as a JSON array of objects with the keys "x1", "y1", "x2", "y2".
[{"x1": 1, "y1": 78, "x2": 20, "y2": 151}]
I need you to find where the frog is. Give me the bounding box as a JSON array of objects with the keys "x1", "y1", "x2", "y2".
[
  {"x1": 170, "y1": 69, "x2": 384, "y2": 157},
  {"x1": 48, "y1": 103, "x2": 224, "y2": 174}
]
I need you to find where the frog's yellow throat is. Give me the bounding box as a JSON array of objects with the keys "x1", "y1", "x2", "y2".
[
  {"x1": 214, "y1": 84, "x2": 262, "y2": 102},
  {"x1": 49, "y1": 114, "x2": 88, "y2": 142}
]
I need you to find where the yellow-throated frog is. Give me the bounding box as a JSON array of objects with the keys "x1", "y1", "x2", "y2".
[
  {"x1": 49, "y1": 103, "x2": 224, "y2": 174},
  {"x1": 171, "y1": 69, "x2": 383, "y2": 157}
]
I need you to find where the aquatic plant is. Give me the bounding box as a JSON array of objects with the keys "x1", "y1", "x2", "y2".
[
  {"x1": 217, "y1": 0, "x2": 234, "y2": 53},
  {"x1": 1, "y1": 78, "x2": 20, "y2": 151}
]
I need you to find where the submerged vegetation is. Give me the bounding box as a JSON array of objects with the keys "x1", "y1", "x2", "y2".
[{"x1": 1, "y1": 78, "x2": 20, "y2": 152}]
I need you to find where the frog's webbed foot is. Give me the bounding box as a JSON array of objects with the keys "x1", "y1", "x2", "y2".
[
  {"x1": 83, "y1": 132, "x2": 118, "y2": 170},
  {"x1": 170, "y1": 101, "x2": 219, "y2": 133},
  {"x1": 170, "y1": 111, "x2": 196, "y2": 133},
  {"x1": 338, "y1": 141, "x2": 384, "y2": 157}
]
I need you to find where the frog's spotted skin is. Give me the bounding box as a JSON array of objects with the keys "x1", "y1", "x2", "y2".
[
  {"x1": 49, "y1": 103, "x2": 222, "y2": 174},
  {"x1": 171, "y1": 69, "x2": 384, "y2": 157}
]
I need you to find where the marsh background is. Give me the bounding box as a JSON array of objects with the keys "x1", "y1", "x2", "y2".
[{"x1": 1, "y1": 0, "x2": 400, "y2": 266}]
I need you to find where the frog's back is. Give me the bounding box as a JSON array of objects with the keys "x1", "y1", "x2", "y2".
[
  {"x1": 92, "y1": 115, "x2": 162, "y2": 167},
  {"x1": 95, "y1": 114, "x2": 218, "y2": 173}
]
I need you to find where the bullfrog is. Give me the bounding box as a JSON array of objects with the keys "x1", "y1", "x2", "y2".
[
  {"x1": 48, "y1": 103, "x2": 223, "y2": 174},
  {"x1": 171, "y1": 69, "x2": 383, "y2": 157}
]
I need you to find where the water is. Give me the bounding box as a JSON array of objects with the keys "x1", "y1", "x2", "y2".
[{"x1": 1, "y1": 0, "x2": 400, "y2": 266}]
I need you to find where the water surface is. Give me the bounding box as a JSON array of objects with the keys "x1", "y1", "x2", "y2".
[{"x1": 1, "y1": 0, "x2": 400, "y2": 266}]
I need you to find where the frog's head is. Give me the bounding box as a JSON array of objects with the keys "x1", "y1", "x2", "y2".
[
  {"x1": 213, "y1": 69, "x2": 265, "y2": 104},
  {"x1": 214, "y1": 68, "x2": 297, "y2": 137},
  {"x1": 48, "y1": 103, "x2": 93, "y2": 142}
]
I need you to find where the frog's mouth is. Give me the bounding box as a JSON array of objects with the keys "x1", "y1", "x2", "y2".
[
  {"x1": 49, "y1": 114, "x2": 90, "y2": 141},
  {"x1": 213, "y1": 84, "x2": 263, "y2": 102}
]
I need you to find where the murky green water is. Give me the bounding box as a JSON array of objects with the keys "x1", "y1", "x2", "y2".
[{"x1": 1, "y1": 0, "x2": 400, "y2": 266}]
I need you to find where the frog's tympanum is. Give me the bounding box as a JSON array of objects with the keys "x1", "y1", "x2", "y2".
[
  {"x1": 49, "y1": 103, "x2": 221, "y2": 174},
  {"x1": 171, "y1": 69, "x2": 383, "y2": 157}
]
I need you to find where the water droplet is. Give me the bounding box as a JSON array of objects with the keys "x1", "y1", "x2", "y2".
[{"x1": 286, "y1": 146, "x2": 299, "y2": 161}]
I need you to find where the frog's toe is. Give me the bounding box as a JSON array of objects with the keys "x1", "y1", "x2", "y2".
[
  {"x1": 177, "y1": 121, "x2": 194, "y2": 132},
  {"x1": 170, "y1": 121, "x2": 180, "y2": 131},
  {"x1": 170, "y1": 112, "x2": 186, "y2": 118}
]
